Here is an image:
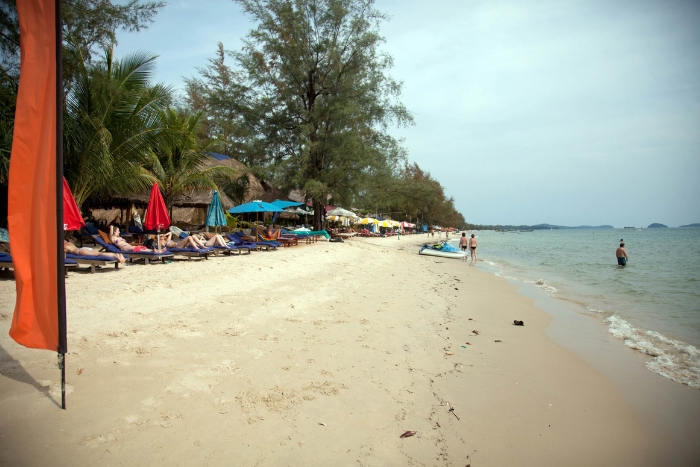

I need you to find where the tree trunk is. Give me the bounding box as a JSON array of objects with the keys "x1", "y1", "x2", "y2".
[{"x1": 312, "y1": 200, "x2": 323, "y2": 231}]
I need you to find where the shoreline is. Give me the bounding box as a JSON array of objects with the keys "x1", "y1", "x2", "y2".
[{"x1": 0, "y1": 236, "x2": 696, "y2": 465}]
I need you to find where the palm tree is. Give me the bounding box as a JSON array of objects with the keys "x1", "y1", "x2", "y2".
[
  {"x1": 145, "y1": 108, "x2": 236, "y2": 217},
  {"x1": 63, "y1": 48, "x2": 171, "y2": 206}
]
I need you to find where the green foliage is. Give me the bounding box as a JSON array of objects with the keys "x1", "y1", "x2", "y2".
[
  {"x1": 225, "y1": 213, "x2": 240, "y2": 229},
  {"x1": 218, "y1": 172, "x2": 251, "y2": 206},
  {"x1": 145, "y1": 108, "x2": 237, "y2": 214},
  {"x1": 63, "y1": 49, "x2": 170, "y2": 206},
  {"x1": 231, "y1": 0, "x2": 413, "y2": 229},
  {"x1": 183, "y1": 43, "x2": 263, "y2": 166}
]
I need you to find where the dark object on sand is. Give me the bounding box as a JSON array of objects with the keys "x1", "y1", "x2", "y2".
[
  {"x1": 400, "y1": 431, "x2": 417, "y2": 438},
  {"x1": 472, "y1": 330, "x2": 479, "y2": 335},
  {"x1": 449, "y1": 407, "x2": 460, "y2": 420},
  {"x1": 514, "y1": 320, "x2": 524, "y2": 326},
  {"x1": 495, "y1": 340, "x2": 502, "y2": 343}
]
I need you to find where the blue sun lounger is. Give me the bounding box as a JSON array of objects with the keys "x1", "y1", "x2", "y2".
[
  {"x1": 66, "y1": 253, "x2": 120, "y2": 273},
  {"x1": 94, "y1": 237, "x2": 174, "y2": 264},
  {"x1": 0, "y1": 252, "x2": 79, "y2": 275},
  {"x1": 223, "y1": 234, "x2": 259, "y2": 252}
]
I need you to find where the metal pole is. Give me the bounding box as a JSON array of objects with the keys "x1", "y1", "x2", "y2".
[{"x1": 55, "y1": 0, "x2": 67, "y2": 410}]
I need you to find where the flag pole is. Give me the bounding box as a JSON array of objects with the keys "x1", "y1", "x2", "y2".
[{"x1": 55, "y1": 0, "x2": 67, "y2": 410}]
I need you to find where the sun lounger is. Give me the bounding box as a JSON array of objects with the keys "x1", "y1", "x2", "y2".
[
  {"x1": 223, "y1": 234, "x2": 256, "y2": 253},
  {"x1": 227, "y1": 233, "x2": 276, "y2": 252},
  {"x1": 257, "y1": 233, "x2": 286, "y2": 248},
  {"x1": 262, "y1": 229, "x2": 298, "y2": 246},
  {"x1": 0, "y1": 253, "x2": 79, "y2": 276},
  {"x1": 212, "y1": 244, "x2": 246, "y2": 256},
  {"x1": 94, "y1": 237, "x2": 174, "y2": 264},
  {"x1": 66, "y1": 253, "x2": 120, "y2": 273},
  {"x1": 0, "y1": 252, "x2": 13, "y2": 270},
  {"x1": 165, "y1": 246, "x2": 214, "y2": 260}
]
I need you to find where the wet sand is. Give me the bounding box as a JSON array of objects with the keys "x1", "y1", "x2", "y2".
[{"x1": 0, "y1": 235, "x2": 693, "y2": 466}]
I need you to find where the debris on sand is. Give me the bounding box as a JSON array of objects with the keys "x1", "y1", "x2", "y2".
[{"x1": 400, "y1": 431, "x2": 417, "y2": 438}]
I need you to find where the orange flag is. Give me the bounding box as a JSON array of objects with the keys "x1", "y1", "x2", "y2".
[{"x1": 8, "y1": 0, "x2": 62, "y2": 351}]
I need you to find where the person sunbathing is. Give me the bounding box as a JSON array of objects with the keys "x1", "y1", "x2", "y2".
[
  {"x1": 196, "y1": 232, "x2": 230, "y2": 248},
  {"x1": 160, "y1": 232, "x2": 206, "y2": 249},
  {"x1": 64, "y1": 239, "x2": 126, "y2": 263},
  {"x1": 109, "y1": 226, "x2": 166, "y2": 253}
]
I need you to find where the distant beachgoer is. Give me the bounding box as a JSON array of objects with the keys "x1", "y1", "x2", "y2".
[
  {"x1": 616, "y1": 242, "x2": 628, "y2": 266},
  {"x1": 64, "y1": 239, "x2": 126, "y2": 263},
  {"x1": 110, "y1": 226, "x2": 165, "y2": 253},
  {"x1": 459, "y1": 233, "x2": 468, "y2": 262},
  {"x1": 160, "y1": 232, "x2": 204, "y2": 249},
  {"x1": 469, "y1": 234, "x2": 478, "y2": 262}
]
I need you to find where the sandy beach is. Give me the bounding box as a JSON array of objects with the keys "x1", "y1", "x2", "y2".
[{"x1": 0, "y1": 236, "x2": 698, "y2": 466}]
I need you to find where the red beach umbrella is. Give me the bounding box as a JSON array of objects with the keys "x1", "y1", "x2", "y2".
[
  {"x1": 63, "y1": 178, "x2": 86, "y2": 231},
  {"x1": 144, "y1": 181, "x2": 171, "y2": 231}
]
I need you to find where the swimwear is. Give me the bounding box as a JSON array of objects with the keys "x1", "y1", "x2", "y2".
[
  {"x1": 470, "y1": 246, "x2": 476, "y2": 250},
  {"x1": 77, "y1": 247, "x2": 93, "y2": 255},
  {"x1": 617, "y1": 257, "x2": 627, "y2": 266},
  {"x1": 132, "y1": 246, "x2": 148, "y2": 252},
  {"x1": 460, "y1": 246, "x2": 467, "y2": 251}
]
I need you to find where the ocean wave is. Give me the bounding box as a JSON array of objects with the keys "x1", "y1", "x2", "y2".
[
  {"x1": 500, "y1": 275, "x2": 558, "y2": 295},
  {"x1": 604, "y1": 315, "x2": 700, "y2": 390}
]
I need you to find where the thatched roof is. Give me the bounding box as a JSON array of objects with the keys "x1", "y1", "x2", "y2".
[{"x1": 103, "y1": 155, "x2": 266, "y2": 210}]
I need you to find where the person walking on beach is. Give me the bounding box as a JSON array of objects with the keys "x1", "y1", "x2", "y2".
[
  {"x1": 459, "y1": 232, "x2": 468, "y2": 262},
  {"x1": 469, "y1": 234, "x2": 478, "y2": 262},
  {"x1": 616, "y1": 242, "x2": 629, "y2": 266}
]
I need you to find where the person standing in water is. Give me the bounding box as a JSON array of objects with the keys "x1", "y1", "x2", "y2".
[
  {"x1": 459, "y1": 232, "x2": 468, "y2": 262},
  {"x1": 469, "y1": 234, "x2": 478, "y2": 262},
  {"x1": 616, "y1": 242, "x2": 629, "y2": 266}
]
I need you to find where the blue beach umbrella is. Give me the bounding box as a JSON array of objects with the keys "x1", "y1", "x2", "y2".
[
  {"x1": 270, "y1": 199, "x2": 305, "y2": 209},
  {"x1": 205, "y1": 191, "x2": 226, "y2": 229},
  {"x1": 227, "y1": 200, "x2": 286, "y2": 214},
  {"x1": 228, "y1": 200, "x2": 285, "y2": 232}
]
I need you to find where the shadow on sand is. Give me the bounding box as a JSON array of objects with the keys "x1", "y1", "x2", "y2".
[{"x1": 0, "y1": 344, "x2": 61, "y2": 408}]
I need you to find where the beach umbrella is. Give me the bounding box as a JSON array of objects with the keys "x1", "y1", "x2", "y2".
[
  {"x1": 144, "y1": 182, "x2": 170, "y2": 249},
  {"x1": 205, "y1": 191, "x2": 226, "y2": 230},
  {"x1": 228, "y1": 200, "x2": 285, "y2": 234},
  {"x1": 62, "y1": 178, "x2": 85, "y2": 231},
  {"x1": 377, "y1": 220, "x2": 391, "y2": 228},
  {"x1": 271, "y1": 199, "x2": 305, "y2": 209},
  {"x1": 358, "y1": 217, "x2": 379, "y2": 225},
  {"x1": 326, "y1": 207, "x2": 356, "y2": 217}
]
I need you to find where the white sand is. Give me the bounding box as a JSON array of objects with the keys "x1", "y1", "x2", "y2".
[{"x1": 0, "y1": 236, "x2": 674, "y2": 466}]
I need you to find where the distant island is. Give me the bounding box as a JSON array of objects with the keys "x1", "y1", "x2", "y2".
[
  {"x1": 462, "y1": 223, "x2": 614, "y2": 230},
  {"x1": 680, "y1": 223, "x2": 700, "y2": 228},
  {"x1": 647, "y1": 223, "x2": 668, "y2": 228},
  {"x1": 535, "y1": 223, "x2": 614, "y2": 230}
]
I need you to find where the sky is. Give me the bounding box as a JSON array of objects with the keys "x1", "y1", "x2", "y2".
[{"x1": 115, "y1": 0, "x2": 700, "y2": 227}]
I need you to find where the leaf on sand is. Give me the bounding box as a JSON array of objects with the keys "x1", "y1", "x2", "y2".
[{"x1": 400, "y1": 431, "x2": 417, "y2": 438}]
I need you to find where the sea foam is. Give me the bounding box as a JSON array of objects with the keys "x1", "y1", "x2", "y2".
[{"x1": 605, "y1": 315, "x2": 700, "y2": 389}]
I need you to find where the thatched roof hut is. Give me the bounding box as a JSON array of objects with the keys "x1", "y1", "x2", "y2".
[{"x1": 87, "y1": 155, "x2": 268, "y2": 228}]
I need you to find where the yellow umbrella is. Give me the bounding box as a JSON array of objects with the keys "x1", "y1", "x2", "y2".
[
  {"x1": 377, "y1": 220, "x2": 391, "y2": 228},
  {"x1": 358, "y1": 217, "x2": 378, "y2": 225}
]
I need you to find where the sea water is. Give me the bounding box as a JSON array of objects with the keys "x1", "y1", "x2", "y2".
[{"x1": 453, "y1": 228, "x2": 700, "y2": 390}]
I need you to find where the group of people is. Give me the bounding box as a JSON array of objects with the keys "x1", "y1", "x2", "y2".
[
  {"x1": 108, "y1": 226, "x2": 231, "y2": 253},
  {"x1": 459, "y1": 232, "x2": 477, "y2": 262},
  {"x1": 63, "y1": 226, "x2": 240, "y2": 261}
]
